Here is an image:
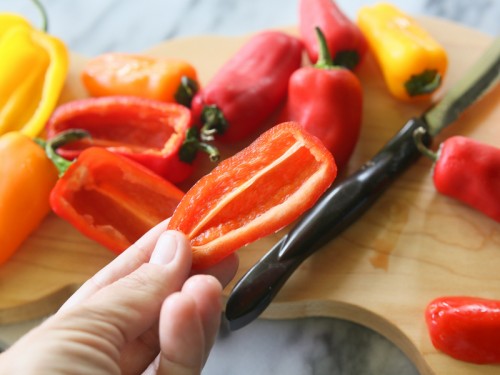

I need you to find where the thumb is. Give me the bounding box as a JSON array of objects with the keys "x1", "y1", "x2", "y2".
[{"x1": 61, "y1": 230, "x2": 193, "y2": 349}]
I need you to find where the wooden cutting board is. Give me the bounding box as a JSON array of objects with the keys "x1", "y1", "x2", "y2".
[{"x1": 1, "y1": 17, "x2": 499, "y2": 374}]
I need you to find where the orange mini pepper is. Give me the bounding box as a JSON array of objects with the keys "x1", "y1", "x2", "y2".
[
  {"x1": 0, "y1": 132, "x2": 58, "y2": 264},
  {"x1": 81, "y1": 53, "x2": 199, "y2": 107},
  {"x1": 0, "y1": 130, "x2": 87, "y2": 265}
]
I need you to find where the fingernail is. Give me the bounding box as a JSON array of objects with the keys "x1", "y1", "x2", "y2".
[{"x1": 150, "y1": 231, "x2": 179, "y2": 265}]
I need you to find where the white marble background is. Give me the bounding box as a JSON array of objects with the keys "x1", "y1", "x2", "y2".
[
  {"x1": 1, "y1": 0, "x2": 499, "y2": 374},
  {"x1": 1, "y1": 0, "x2": 499, "y2": 57}
]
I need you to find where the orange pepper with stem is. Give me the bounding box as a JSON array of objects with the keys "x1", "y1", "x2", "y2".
[
  {"x1": 0, "y1": 130, "x2": 85, "y2": 265},
  {"x1": 81, "y1": 53, "x2": 200, "y2": 107}
]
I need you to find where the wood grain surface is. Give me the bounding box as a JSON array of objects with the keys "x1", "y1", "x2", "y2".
[{"x1": 0, "y1": 17, "x2": 499, "y2": 375}]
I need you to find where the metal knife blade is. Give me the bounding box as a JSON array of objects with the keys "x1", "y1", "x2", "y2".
[
  {"x1": 425, "y1": 37, "x2": 500, "y2": 135},
  {"x1": 225, "y1": 37, "x2": 500, "y2": 331}
]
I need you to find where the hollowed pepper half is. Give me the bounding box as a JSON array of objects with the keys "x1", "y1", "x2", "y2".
[
  {"x1": 45, "y1": 96, "x2": 218, "y2": 184},
  {"x1": 49, "y1": 146, "x2": 185, "y2": 254}
]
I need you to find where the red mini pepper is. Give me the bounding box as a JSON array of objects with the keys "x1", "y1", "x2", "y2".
[
  {"x1": 46, "y1": 96, "x2": 218, "y2": 184},
  {"x1": 191, "y1": 31, "x2": 303, "y2": 143},
  {"x1": 426, "y1": 296, "x2": 500, "y2": 364},
  {"x1": 279, "y1": 27, "x2": 363, "y2": 172},
  {"x1": 49, "y1": 146, "x2": 185, "y2": 254},
  {"x1": 414, "y1": 128, "x2": 500, "y2": 222},
  {"x1": 299, "y1": 0, "x2": 368, "y2": 70}
]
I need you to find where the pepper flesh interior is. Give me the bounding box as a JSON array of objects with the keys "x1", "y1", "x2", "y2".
[
  {"x1": 189, "y1": 139, "x2": 321, "y2": 246},
  {"x1": 57, "y1": 113, "x2": 177, "y2": 153},
  {"x1": 68, "y1": 162, "x2": 179, "y2": 244}
]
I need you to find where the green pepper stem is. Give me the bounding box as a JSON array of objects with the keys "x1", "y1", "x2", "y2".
[
  {"x1": 200, "y1": 105, "x2": 228, "y2": 141},
  {"x1": 314, "y1": 27, "x2": 334, "y2": 69},
  {"x1": 174, "y1": 76, "x2": 199, "y2": 108},
  {"x1": 30, "y1": 0, "x2": 49, "y2": 32},
  {"x1": 333, "y1": 50, "x2": 360, "y2": 71},
  {"x1": 37, "y1": 129, "x2": 90, "y2": 177},
  {"x1": 179, "y1": 127, "x2": 220, "y2": 164},
  {"x1": 412, "y1": 127, "x2": 438, "y2": 161},
  {"x1": 314, "y1": 27, "x2": 359, "y2": 70},
  {"x1": 405, "y1": 70, "x2": 442, "y2": 97}
]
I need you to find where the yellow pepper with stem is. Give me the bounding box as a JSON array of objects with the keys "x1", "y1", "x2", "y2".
[
  {"x1": 0, "y1": 2, "x2": 68, "y2": 137},
  {"x1": 357, "y1": 3, "x2": 448, "y2": 101}
]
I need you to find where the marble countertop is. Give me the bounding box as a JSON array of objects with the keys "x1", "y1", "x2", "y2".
[{"x1": 0, "y1": 0, "x2": 499, "y2": 374}]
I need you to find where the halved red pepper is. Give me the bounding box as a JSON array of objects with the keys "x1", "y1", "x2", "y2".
[
  {"x1": 168, "y1": 122, "x2": 337, "y2": 270},
  {"x1": 45, "y1": 96, "x2": 218, "y2": 184},
  {"x1": 49, "y1": 146, "x2": 185, "y2": 253},
  {"x1": 414, "y1": 128, "x2": 500, "y2": 222},
  {"x1": 191, "y1": 31, "x2": 303, "y2": 143},
  {"x1": 279, "y1": 27, "x2": 363, "y2": 172},
  {"x1": 299, "y1": 0, "x2": 368, "y2": 70},
  {"x1": 426, "y1": 296, "x2": 500, "y2": 364}
]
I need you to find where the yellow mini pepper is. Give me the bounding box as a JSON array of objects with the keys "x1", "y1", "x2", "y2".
[
  {"x1": 0, "y1": 9, "x2": 68, "y2": 137},
  {"x1": 357, "y1": 3, "x2": 448, "y2": 101}
]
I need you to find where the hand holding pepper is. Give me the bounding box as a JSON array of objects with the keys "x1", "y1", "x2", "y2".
[
  {"x1": 279, "y1": 27, "x2": 363, "y2": 172},
  {"x1": 0, "y1": 220, "x2": 238, "y2": 373}
]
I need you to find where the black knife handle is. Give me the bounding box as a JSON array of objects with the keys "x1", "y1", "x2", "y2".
[{"x1": 225, "y1": 118, "x2": 432, "y2": 330}]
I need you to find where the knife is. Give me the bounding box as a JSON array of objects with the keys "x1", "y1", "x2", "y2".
[{"x1": 225, "y1": 37, "x2": 500, "y2": 330}]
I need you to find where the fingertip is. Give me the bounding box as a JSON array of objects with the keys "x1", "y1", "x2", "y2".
[
  {"x1": 159, "y1": 292, "x2": 205, "y2": 372},
  {"x1": 150, "y1": 230, "x2": 191, "y2": 266}
]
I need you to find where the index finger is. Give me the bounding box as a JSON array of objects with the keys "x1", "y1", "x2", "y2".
[{"x1": 59, "y1": 218, "x2": 171, "y2": 311}]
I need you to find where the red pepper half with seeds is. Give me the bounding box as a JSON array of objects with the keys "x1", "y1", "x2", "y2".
[
  {"x1": 279, "y1": 27, "x2": 362, "y2": 172},
  {"x1": 426, "y1": 296, "x2": 500, "y2": 364},
  {"x1": 414, "y1": 127, "x2": 500, "y2": 222},
  {"x1": 46, "y1": 96, "x2": 218, "y2": 184},
  {"x1": 299, "y1": 0, "x2": 368, "y2": 70},
  {"x1": 191, "y1": 31, "x2": 303, "y2": 143}
]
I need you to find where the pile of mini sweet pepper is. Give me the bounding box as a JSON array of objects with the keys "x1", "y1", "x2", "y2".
[{"x1": 1, "y1": 2, "x2": 499, "y2": 364}]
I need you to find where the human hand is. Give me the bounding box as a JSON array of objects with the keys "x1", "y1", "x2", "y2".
[{"x1": 0, "y1": 219, "x2": 238, "y2": 375}]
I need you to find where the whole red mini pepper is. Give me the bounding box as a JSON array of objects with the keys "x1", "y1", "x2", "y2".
[
  {"x1": 426, "y1": 296, "x2": 500, "y2": 364},
  {"x1": 191, "y1": 31, "x2": 303, "y2": 143},
  {"x1": 46, "y1": 96, "x2": 218, "y2": 184},
  {"x1": 49, "y1": 146, "x2": 185, "y2": 254},
  {"x1": 279, "y1": 27, "x2": 363, "y2": 172},
  {"x1": 299, "y1": 0, "x2": 368, "y2": 70},
  {"x1": 414, "y1": 128, "x2": 500, "y2": 222}
]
